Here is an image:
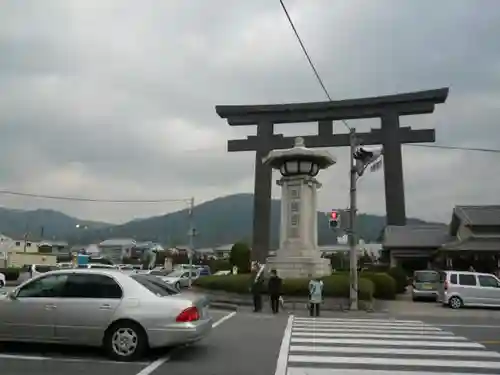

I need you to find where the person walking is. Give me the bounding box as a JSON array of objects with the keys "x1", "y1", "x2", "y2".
[
  {"x1": 308, "y1": 274, "x2": 324, "y2": 317},
  {"x1": 250, "y1": 265, "x2": 264, "y2": 312},
  {"x1": 268, "y1": 269, "x2": 282, "y2": 314}
]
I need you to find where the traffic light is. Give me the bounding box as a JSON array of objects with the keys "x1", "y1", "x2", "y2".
[{"x1": 329, "y1": 210, "x2": 340, "y2": 229}]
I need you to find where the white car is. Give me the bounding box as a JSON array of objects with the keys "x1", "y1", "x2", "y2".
[{"x1": 0, "y1": 272, "x2": 5, "y2": 288}]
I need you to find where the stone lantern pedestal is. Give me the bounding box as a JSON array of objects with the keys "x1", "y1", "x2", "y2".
[{"x1": 263, "y1": 137, "x2": 335, "y2": 279}]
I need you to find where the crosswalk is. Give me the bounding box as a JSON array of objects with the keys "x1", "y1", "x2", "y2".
[{"x1": 276, "y1": 316, "x2": 500, "y2": 375}]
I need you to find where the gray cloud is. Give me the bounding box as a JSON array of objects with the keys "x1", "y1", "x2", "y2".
[{"x1": 0, "y1": 0, "x2": 499, "y2": 224}]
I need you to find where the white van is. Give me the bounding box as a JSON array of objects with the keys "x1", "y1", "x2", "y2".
[{"x1": 438, "y1": 270, "x2": 500, "y2": 309}]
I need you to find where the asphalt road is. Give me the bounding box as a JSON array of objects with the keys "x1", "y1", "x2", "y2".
[{"x1": 2, "y1": 293, "x2": 500, "y2": 375}]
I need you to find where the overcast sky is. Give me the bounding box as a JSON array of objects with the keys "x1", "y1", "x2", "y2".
[{"x1": 0, "y1": 0, "x2": 499, "y2": 224}]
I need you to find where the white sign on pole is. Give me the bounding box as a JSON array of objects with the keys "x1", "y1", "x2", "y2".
[{"x1": 337, "y1": 234, "x2": 348, "y2": 244}]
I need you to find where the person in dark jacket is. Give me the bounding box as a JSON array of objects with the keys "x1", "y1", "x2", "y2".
[
  {"x1": 250, "y1": 269, "x2": 264, "y2": 312},
  {"x1": 267, "y1": 269, "x2": 283, "y2": 314}
]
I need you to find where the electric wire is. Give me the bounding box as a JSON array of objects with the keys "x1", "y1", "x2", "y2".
[{"x1": 279, "y1": 0, "x2": 351, "y2": 132}]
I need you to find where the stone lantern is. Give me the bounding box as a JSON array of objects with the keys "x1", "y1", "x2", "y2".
[{"x1": 263, "y1": 137, "x2": 336, "y2": 278}]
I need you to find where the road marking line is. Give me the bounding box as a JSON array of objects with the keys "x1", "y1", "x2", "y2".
[
  {"x1": 288, "y1": 345, "x2": 500, "y2": 358},
  {"x1": 438, "y1": 324, "x2": 500, "y2": 329},
  {"x1": 287, "y1": 368, "x2": 496, "y2": 375},
  {"x1": 292, "y1": 332, "x2": 466, "y2": 340},
  {"x1": 288, "y1": 354, "x2": 500, "y2": 369},
  {"x1": 292, "y1": 327, "x2": 451, "y2": 334},
  {"x1": 274, "y1": 314, "x2": 294, "y2": 375},
  {"x1": 135, "y1": 311, "x2": 237, "y2": 375},
  {"x1": 293, "y1": 317, "x2": 425, "y2": 324},
  {"x1": 0, "y1": 353, "x2": 148, "y2": 365},
  {"x1": 293, "y1": 321, "x2": 435, "y2": 328},
  {"x1": 213, "y1": 311, "x2": 237, "y2": 328},
  {"x1": 292, "y1": 323, "x2": 442, "y2": 331},
  {"x1": 290, "y1": 337, "x2": 484, "y2": 347},
  {"x1": 480, "y1": 340, "x2": 500, "y2": 344}
]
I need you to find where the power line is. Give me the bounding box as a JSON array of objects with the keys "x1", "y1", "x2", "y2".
[
  {"x1": 405, "y1": 144, "x2": 500, "y2": 153},
  {"x1": 0, "y1": 190, "x2": 190, "y2": 203},
  {"x1": 279, "y1": 0, "x2": 351, "y2": 132}
]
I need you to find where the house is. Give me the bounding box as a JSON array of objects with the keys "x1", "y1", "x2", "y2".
[
  {"x1": 38, "y1": 241, "x2": 69, "y2": 254},
  {"x1": 98, "y1": 238, "x2": 136, "y2": 264},
  {"x1": 383, "y1": 225, "x2": 450, "y2": 268},
  {"x1": 383, "y1": 205, "x2": 500, "y2": 271}
]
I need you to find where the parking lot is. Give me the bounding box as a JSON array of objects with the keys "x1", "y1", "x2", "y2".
[{"x1": 0, "y1": 308, "x2": 236, "y2": 375}]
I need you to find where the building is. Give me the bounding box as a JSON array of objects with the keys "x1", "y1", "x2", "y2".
[
  {"x1": 383, "y1": 205, "x2": 500, "y2": 271},
  {"x1": 98, "y1": 238, "x2": 136, "y2": 264}
]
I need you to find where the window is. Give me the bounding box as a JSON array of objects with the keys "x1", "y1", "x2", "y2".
[
  {"x1": 414, "y1": 271, "x2": 438, "y2": 283},
  {"x1": 26, "y1": 242, "x2": 31, "y2": 247},
  {"x1": 458, "y1": 274, "x2": 477, "y2": 286},
  {"x1": 290, "y1": 201, "x2": 299, "y2": 212},
  {"x1": 17, "y1": 274, "x2": 68, "y2": 298},
  {"x1": 478, "y1": 275, "x2": 500, "y2": 288},
  {"x1": 450, "y1": 274, "x2": 457, "y2": 284},
  {"x1": 131, "y1": 274, "x2": 179, "y2": 296},
  {"x1": 62, "y1": 274, "x2": 123, "y2": 298},
  {"x1": 150, "y1": 270, "x2": 169, "y2": 276},
  {"x1": 15, "y1": 242, "x2": 20, "y2": 246},
  {"x1": 291, "y1": 214, "x2": 300, "y2": 226}
]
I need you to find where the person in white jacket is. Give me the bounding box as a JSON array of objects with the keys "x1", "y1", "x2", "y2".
[{"x1": 308, "y1": 274, "x2": 324, "y2": 317}]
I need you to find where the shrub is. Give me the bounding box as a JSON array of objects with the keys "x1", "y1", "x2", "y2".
[
  {"x1": 360, "y1": 271, "x2": 396, "y2": 300},
  {"x1": 387, "y1": 267, "x2": 408, "y2": 294},
  {"x1": 229, "y1": 242, "x2": 251, "y2": 273},
  {"x1": 194, "y1": 274, "x2": 374, "y2": 301},
  {"x1": 0, "y1": 267, "x2": 21, "y2": 281}
]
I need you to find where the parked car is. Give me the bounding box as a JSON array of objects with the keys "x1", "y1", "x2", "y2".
[
  {"x1": 147, "y1": 268, "x2": 171, "y2": 277},
  {"x1": 213, "y1": 270, "x2": 231, "y2": 276},
  {"x1": 0, "y1": 268, "x2": 213, "y2": 361},
  {"x1": 30, "y1": 264, "x2": 59, "y2": 278},
  {"x1": 117, "y1": 264, "x2": 137, "y2": 275},
  {"x1": 161, "y1": 269, "x2": 199, "y2": 290},
  {"x1": 438, "y1": 270, "x2": 500, "y2": 309},
  {"x1": 196, "y1": 265, "x2": 211, "y2": 277},
  {"x1": 0, "y1": 272, "x2": 5, "y2": 288},
  {"x1": 412, "y1": 270, "x2": 439, "y2": 301}
]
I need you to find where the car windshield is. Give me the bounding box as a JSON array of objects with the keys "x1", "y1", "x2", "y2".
[
  {"x1": 414, "y1": 271, "x2": 438, "y2": 282},
  {"x1": 131, "y1": 274, "x2": 180, "y2": 296},
  {"x1": 34, "y1": 265, "x2": 58, "y2": 273},
  {"x1": 167, "y1": 270, "x2": 185, "y2": 278}
]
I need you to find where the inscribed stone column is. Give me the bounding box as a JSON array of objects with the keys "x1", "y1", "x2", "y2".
[{"x1": 263, "y1": 137, "x2": 335, "y2": 279}]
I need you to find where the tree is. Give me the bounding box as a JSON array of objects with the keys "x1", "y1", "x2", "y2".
[{"x1": 229, "y1": 242, "x2": 251, "y2": 273}]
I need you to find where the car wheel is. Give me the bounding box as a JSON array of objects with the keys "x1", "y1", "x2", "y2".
[
  {"x1": 104, "y1": 321, "x2": 147, "y2": 362},
  {"x1": 448, "y1": 296, "x2": 463, "y2": 309},
  {"x1": 0, "y1": 280, "x2": 4, "y2": 288},
  {"x1": 175, "y1": 282, "x2": 181, "y2": 290}
]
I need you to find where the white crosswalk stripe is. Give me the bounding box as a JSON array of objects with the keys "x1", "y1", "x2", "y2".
[{"x1": 275, "y1": 316, "x2": 500, "y2": 375}]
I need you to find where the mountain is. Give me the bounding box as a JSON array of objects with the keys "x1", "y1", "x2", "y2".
[
  {"x1": 0, "y1": 194, "x2": 441, "y2": 248},
  {"x1": 66, "y1": 194, "x2": 440, "y2": 248},
  {"x1": 0, "y1": 207, "x2": 110, "y2": 241}
]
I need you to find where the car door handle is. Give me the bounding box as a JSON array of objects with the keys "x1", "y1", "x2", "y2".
[
  {"x1": 44, "y1": 304, "x2": 57, "y2": 310},
  {"x1": 99, "y1": 304, "x2": 112, "y2": 310}
]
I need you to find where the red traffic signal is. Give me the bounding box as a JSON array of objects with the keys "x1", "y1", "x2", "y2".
[{"x1": 330, "y1": 211, "x2": 338, "y2": 220}]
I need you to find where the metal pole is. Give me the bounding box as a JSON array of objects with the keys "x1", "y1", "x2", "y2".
[
  {"x1": 349, "y1": 128, "x2": 359, "y2": 311},
  {"x1": 188, "y1": 197, "x2": 195, "y2": 288}
]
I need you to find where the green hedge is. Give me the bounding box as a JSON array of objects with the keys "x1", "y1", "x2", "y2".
[
  {"x1": 360, "y1": 272, "x2": 396, "y2": 300},
  {"x1": 194, "y1": 274, "x2": 374, "y2": 301},
  {"x1": 0, "y1": 267, "x2": 21, "y2": 281},
  {"x1": 387, "y1": 267, "x2": 408, "y2": 294}
]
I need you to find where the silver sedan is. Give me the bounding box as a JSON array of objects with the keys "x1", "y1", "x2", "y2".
[{"x1": 0, "y1": 268, "x2": 213, "y2": 361}]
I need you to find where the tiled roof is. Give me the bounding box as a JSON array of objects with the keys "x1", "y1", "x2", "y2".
[
  {"x1": 383, "y1": 225, "x2": 450, "y2": 249},
  {"x1": 456, "y1": 205, "x2": 500, "y2": 225},
  {"x1": 441, "y1": 236, "x2": 500, "y2": 252}
]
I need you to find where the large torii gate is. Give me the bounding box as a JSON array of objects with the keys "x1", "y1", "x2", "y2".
[{"x1": 216, "y1": 88, "x2": 449, "y2": 262}]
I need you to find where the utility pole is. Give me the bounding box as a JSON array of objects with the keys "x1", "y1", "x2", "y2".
[
  {"x1": 348, "y1": 127, "x2": 359, "y2": 311},
  {"x1": 187, "y1": 197, "x2": 195, "y2": 288}
]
